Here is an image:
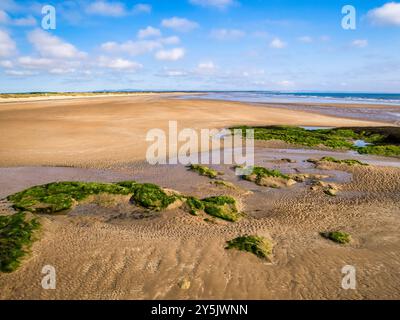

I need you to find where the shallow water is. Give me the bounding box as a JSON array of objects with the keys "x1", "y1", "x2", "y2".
[
  {"x1": 178, "y1": 92, "x2": 400, "y2": 124},
  {"x1": 353, "y1": 140, "x2": 371, "y2": 147},
  {"x1": 301, "y1": 126, "x2": 334, "y2": 131},
  {"x1": 0, "y1": 145, "x2": 399, "y2": 199}
]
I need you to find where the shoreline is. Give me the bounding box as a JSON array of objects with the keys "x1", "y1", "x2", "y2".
[{"x1": 0, "y1": 92, "x2": 198, "y2": 104}]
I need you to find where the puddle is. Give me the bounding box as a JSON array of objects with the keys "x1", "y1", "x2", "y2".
[
  {"x1": 301, "y1": 126, "x2": 334, "y2": 131},
  {"x1": 353, "y1": 140, "x2": 371, "y2": 147}
]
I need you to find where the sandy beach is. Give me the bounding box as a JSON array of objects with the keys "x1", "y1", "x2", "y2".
[
  {"x1": 0, "y1": 94, "x2": 385, "y2": 168},
  {"x1": 0, "y1": 94, "x2": 399, "y2": 300}
]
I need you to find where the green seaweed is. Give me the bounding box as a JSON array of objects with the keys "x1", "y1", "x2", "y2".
[
  {"x1": 185, "y1": 196, "x2": 205, "y2": 215},
  {"x1": 321, "y1": 231, "x2": 351, "y2": 244},
  {"x1": 355, "y1": 144, "x2": 400, "y2": 157},
  {"x1": 232, "y1": 126, "x2": 400, "y2": 157},
  {"x1": 0, "y1": 213, "x2": 40, "y2": 273},
  {"x1": 250, "y1": 166, "x2": 290, "y2": 180},
  {"x1": 188, "y1": 164, "x2": 221, "y2": 179},
  {"x1": 7, "y1": 181, "x2": 178, "y2": 214},
  {"x1": 226, "y1": 235, "x2": 273, "y2": 259},
  {"x1": 202, "y1": 196, "x2": 242, "y2": 222},
  {"x1": 241, "y1": 166, "x2": 291, "y2": 187},
  {"x1": 211, "y1": 180, "x2": 238, "y2": 189},
  {"x1": 310, "y1": 157, "x2": 368, "y2": 166},
  {"x1": 129, "y1": 183, "x2": 178, "y2": 211}
]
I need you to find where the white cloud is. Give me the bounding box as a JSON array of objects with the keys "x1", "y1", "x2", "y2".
[
  {"x1": 351, "y1": 39, "x2": 368, "y2": 48},
  {"x1": 133, "y1": 3, "x2": 152, "y2": 14},
  {"x1": 86, "y1": 1, "x2": 126, "y2": 17},
  {"x1": 0, "y1": 10, "x2": 36, "y2": 26},
  {"x1": 197, "y1": 61, "x2": 216, "y2": 71},
  {"x1": 138, "y1": 26, "x2": 162, "y2": 39},
  {"x1": 270, "y1": 38, "x2": 287, "y2": 49},
  {"x1": 161, "y1": 17, "x2": 199, "y2": 32},
  {"x1": 155, "y1": 48, "x2": 185, "y2": 61},
  {"x1": 189, "y1": 0, "x2": 235, "y2": 10},
  {"x1": 210, "y1": 29, "x2": 245, "y2": 40},
  {"x1": 161, "y1": 69, "x2": 188, "y2": 77},
  {"x1": 98, "y1": 56, "x2": 143, "y2": 70},
  {"x1": 368, "y1": 2, "x2": 400, "y2": 26},
  {"x1": 0, "y1": 29, "x2": 16, "y2": 57},
  {"x1": 160, "y1": 36, "x2": 180, "y2": 45},
  {"x1": 13, "y1": 16, "x2": 37, "y2": 27},
  {"x1": 0, "y1": 60, "x2": 13, "y2": 68},
  {"x1": 18, "y1": 56, "x2": 54, "y2": 68},
  {"x1": 101, "y1": 40, "x2": 162, "y2": 56},
  {"x1": 28, "y1": 29, "x2": 87, "y2": 59},
  {"x1": 5, "y1": 70, "x2": 36, "y2": 76},
  {"x1": 196, "y1": 61, "x2": 217, "y2": 75},
  {"x1": 0, "y1": 10, "x2": 10, "y2": 24},
  {"x1": 0, "y1": 1, "x2": 21, "y2": 12},
  {"x1": 298, "y1": 36, "x2": 313, "y2": 43},
  {"x1": 15, "y1": 56, "x2": 84, "y2": 75},
  {"x1": 277, "y1": 80, "x2": 294, "y2": 87},
  {"x1": 49, "y1": 67, "x2": 76, "y2": 75}
]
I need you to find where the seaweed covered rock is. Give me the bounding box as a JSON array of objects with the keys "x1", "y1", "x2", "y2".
[
  {"x1": 308, "y1": 157, "x2": 368, "y2": 167},
  {"x1": 6, "y1": 181, "x2": 179, "y2": 214},
  {"x1": 321, "y1": 231, "x2": 351, "y2": 244},
  {"x1": 226, "y1": 235, "x2": 273, "y2": 260},
  {"x1": 202, "y1": 196, "x2": 243, "y2": 222},
  {"x1": 311, "y1": 180, "x2": 340, "y2": 196},
  {"x1": 188, "y1": 164, "x2": 222, "y2": 179},
  {"x1": 129, "y1": 183, "x2": 179, "y2": 211},
  {"x1": 243, "y1": 166, "x2": 296, "y2": 188},
  {"x1": 232, "y1": 125, "x2": 400, "y2": 156}
]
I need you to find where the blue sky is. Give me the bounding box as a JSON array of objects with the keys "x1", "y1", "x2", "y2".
[{"x1": 0, "y1": 0, "x2": 400, "y2": 92}]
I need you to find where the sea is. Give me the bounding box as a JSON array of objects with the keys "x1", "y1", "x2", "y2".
[{"x1": 178, "y1": 91, "x2": 400, "y2": 124}]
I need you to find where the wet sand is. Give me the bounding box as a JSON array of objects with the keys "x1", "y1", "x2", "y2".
[
  {"x1": 0, "y1": 147, "x2": 400, "y2": 300},
  {"x1": 0, "y1": 95, "x2": 399, "y2": 300}
]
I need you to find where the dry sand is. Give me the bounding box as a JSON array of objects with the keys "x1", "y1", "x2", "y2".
[
  {"x1": 0, "y1": 94, "x2": 399, "y2": 300},
  {"x1": 0, "y1": 94, "x2": 384, "y2": 168}
]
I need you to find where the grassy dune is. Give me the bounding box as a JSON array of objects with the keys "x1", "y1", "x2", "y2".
[{"x1": 0, "y1": 91, "x2": 160, "y2": 99}]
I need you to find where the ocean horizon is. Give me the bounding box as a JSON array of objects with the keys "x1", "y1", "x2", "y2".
[{"x1": 179, "y1": 91, "x2": 400, "y2": 106}]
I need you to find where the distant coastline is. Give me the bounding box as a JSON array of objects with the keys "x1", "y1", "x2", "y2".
[{"x1": 2, "y1": 91, "x2": 400, "y2": 105}]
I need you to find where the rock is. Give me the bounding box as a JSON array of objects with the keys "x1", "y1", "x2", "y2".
[
  {"x1": 281, "y1": 158, "x2": 296, "y2": 163},
  {"x1": 291, "y1": 174, "x2": 330, "y2": 183},
  {"x1": 324, "y1": 188, "x2": 338, "y2": 196},
  {"x1": 257, "y1": 176, "x2": 297, "y2": 188},
  {"x1": 179, "y1": 279, "x2": 191, "y2": 290},
  {"x1": 286, "y1": 179, "x2": 297, "y2": 186}
]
